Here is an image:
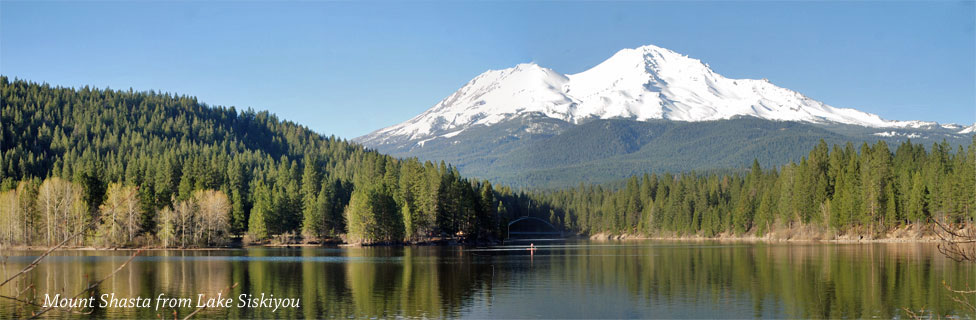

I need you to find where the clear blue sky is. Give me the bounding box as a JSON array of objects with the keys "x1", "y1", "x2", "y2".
[{"x1": 2, "y1": 1, "x2": 974, "y2": 138}]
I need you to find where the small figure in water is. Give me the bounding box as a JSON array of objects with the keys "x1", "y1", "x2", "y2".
[{"x1": 528, "y1": 243, "x2": 536, "y2": 251}]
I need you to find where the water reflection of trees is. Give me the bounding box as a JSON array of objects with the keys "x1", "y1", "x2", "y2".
[
  {"x1": 331, "y1": 244, "x2": 971, "y2": 318},
  {"x1": 541, "y1": 243, "x2": 974, "y2": 318},
  {"x1": 342, "y1": 247, "x2": 493, "y2": 318},
  {"x1": 2, "y1": 244, "x2": 973, "y2": 318}
]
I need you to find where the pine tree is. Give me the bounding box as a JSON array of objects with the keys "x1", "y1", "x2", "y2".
[
  {"x1": 301, "y1": 156, "x2": 323, "y2": 239},
  {"x1": 480, "y1": 182, "x2": 497, "y2": 240},
  {"x1": 230, "y1": 190, "x2": 247, "y2": 235},
  {"x1": 907, "y1": 172, "x2": 929, "y2": 223},
  {"x1": 247, "y1": 182, "x2": 271, "y2": 241},
  {"x1": 756, "y1": 190, "x2": 774, "y2": 236},
  {"x1": 884, "y1": 182, "x2": 898, "y2": 227},
  {"x1": 177, "y1": 160, "x2": 196, "y2": 202},
  {"x1": 74, "y1": 162, "x2": 107, "y2": 231},
  {"x1": 345, "y1": 184, "x2": 401, "y2": 244}
]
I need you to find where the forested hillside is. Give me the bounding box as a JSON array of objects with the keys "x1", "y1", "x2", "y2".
[
  {"x1": 1, "y1": 77, "x2": 972, "y2": 247},
  {"x1": 533, "y1": 138, "x2": 975, "y2": 238},
  {"x1": 0, "y1": 77, "x2": 534, "y2": 246}
]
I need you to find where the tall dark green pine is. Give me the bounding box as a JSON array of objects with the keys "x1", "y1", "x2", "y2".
[
  {"x1": 248, "y1": 182, "x2": 271, "y2": 240},
  {"x1": 74, "y1": 161, "x2": 107, "y2": 227},
  {"x1": 756, "y1": 190, "x2": 774, "y2": 236},
  {"x1": 301, "y1": 155, "x2": 323, "y2": 238},
  {"x1": 480, "y1": 182, "x2": 497, "y2": 240},
  {"x1": 176, "y1": 160, "x2": 196, "y2": 202}
]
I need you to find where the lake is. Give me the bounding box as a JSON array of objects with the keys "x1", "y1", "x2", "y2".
[{"x1": 1, "y1": 240, "x2": 974, "y2": 319}]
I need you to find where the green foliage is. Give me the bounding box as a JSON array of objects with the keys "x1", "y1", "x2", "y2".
[
  {"x1": 3, "y1": 76, "x2": 971, "y2": 246},
  {"x1": 525, "y1": 138, "x2": 975, "y2": 237},
  {"x1": 0, "y1": 77, "x2": 521, "y2": 246},
  {"x1": 247, "y1": 182, "x2": 272, "y2": 241},
  {"x1": 345, "y1": 185, "x2": 401, "y2": 244},
  {"x1": 755, "y1": 190, "x2": 774, "y2": 236}
]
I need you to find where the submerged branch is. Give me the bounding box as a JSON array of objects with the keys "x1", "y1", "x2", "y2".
[
  {"x1": 0, "y1": 227, "x2": 86, "y2": 288},
  {"x1": 932, "y1": 217, "x2": 976, "y2": 263},
  {"x1": 27, "y1": 249, "x2": 142, "y2": 319}
]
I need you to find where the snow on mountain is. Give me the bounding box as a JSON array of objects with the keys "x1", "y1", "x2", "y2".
[
  {"x1": 357, "y1": 44, "x2": 950, "y2": 145},
  {"x1": 961, "y1": 124, "x2": 976, "y2": 134},
  {"x1": 357, "y1": 63, "x2": 573, "y2": 144},
  {"x1": 874, "y1": 131, "x2": 922, "y2": 139}
]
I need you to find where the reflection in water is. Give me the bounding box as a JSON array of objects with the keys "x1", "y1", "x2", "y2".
[{"x1": 1, "y1": 241, "x2": 973, "y2": 319}]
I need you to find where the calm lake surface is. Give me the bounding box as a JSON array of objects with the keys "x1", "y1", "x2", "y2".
[{"x1": 1, "y1": 240, "x2": 974, "y2": 319}]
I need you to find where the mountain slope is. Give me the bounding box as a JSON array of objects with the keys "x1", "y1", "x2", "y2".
[{"x1": 386, "y1": 117, "x2": 970, "y2": 188}]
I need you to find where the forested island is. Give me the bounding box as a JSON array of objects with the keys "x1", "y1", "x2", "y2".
[{"x1": 1, "y1": 77, "x2": 973, "y2": 248}]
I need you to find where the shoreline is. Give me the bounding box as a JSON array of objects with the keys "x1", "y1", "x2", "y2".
[
  {"x1": 587, "y1": 223, "x2": 966, "y2": 244},
  {"x1": 0, "y1": 237, "x2": 501, "y2": 251},
  {"x1": 587, "y1": 233, "x2": 944, "y2": 244},
  {"x1": 1, "y1": 233, "x2": 957, "y2": 251},
  {"x1": 3, "y1": 224, "x2": 967, "y2": 250}
]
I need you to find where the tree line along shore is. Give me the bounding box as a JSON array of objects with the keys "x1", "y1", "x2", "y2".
[
  {"x1": 527, "y1": 139, "x2": 974, "y2": 240},
  {"x1": 0, "y1": 77, "x2": 973, "y2": 248}
]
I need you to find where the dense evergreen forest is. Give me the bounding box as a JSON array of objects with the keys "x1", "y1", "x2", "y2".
[
  {"x1": 533, "y1": 138, "x2": 975, "y2": 238},
  {"x1": 1, "y1": 77, "x2": 973, "y2": 247},
  {"x1": 0, "y1": 77, "x2": 530, "y2": 246}
]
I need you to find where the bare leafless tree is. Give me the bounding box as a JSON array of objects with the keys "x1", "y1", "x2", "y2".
[
  {"x1": 159, "y1": 197, "x2": 197, "y2": 248},
  {"x1": 933, "y1": 216, "x2": 976, "y2": 262},
  {"x1": 0, "y1": 189, "x2": 23, "y2": 245},
  {"x1": 193, "y1": 190, "x2": 230, "y2": 246},
  {"x1": 932, "y1": 216, "x2": 976, "y2": 315},
  {"x1": 97, "y1": 183, "x2": 143, "y2": 247},
  {"x1": 37, "y1": 178, "x2": 86, "y2": 246}
]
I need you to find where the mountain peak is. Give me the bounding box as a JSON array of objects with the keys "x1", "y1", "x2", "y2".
[
  {"x1": 590, "y1": 44, "x2": 704, "y2": 74},
  {"x1": 357, "y1": 44, "x2": 951, "y2": 146},
  {"x1": 632, "y1": 43, "x2": 681, "y2": 57},
  {"x1": 512, "y1": 62, "x2": 542, "y2": 69}
]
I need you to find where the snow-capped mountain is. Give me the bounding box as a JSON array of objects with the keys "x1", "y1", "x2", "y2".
[{"x1": 357, "y1": 44, "x2": 946, "y2": 146}]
